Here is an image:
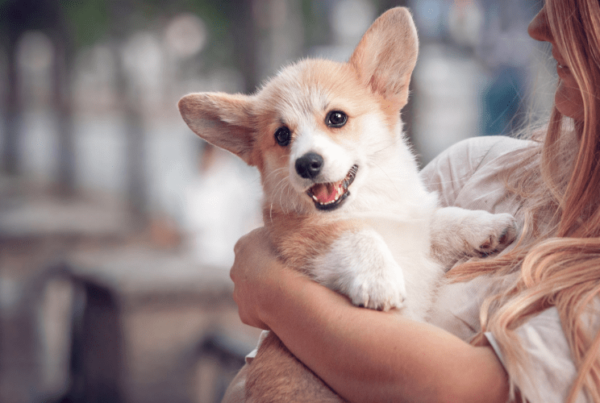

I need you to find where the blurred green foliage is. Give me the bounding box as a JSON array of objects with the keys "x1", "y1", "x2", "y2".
[
  {"x1": 301, "y1": 0, "x2": 331, "y2": 48},
  {"x1": 0, "y1": 0, "x2": 351, "y2": 75},
  {"x1": 61, "y1": 0, "x2": 109, "y2": 47},
  {"x1": 55, "y1": 0, "x2": 232, "y2": 70},
  {"x1": 61, "y1": 0, "x2": 229, "y2": 47}
]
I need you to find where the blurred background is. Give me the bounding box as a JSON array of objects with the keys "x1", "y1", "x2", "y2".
[{"x1": 0, "y1": 0, "x2": 553, "y2": 402}]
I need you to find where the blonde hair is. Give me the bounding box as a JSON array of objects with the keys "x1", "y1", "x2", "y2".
[{"x1": 450, "y1": 0, "x2": 600, "y2": 401}]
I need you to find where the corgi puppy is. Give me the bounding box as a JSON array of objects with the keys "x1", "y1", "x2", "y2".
[{"x1": 179, "y1": 7, "x2": 516, "y2": 402}]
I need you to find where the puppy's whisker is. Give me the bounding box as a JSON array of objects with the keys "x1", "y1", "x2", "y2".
[
  {"x1": 269, "y1": 175, "x2": 294, "y2": 213},
  {"x1": 285, "y1": 183, "x2": 298, "y2": 213},
  {"x1": 264, "y1": 167, "x2": 288, "y2": 183}
]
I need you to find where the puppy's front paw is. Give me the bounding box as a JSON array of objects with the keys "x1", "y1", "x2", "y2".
[
  {"x1": 311, "y1": 228, "x2": 407, "y2": 312},
  {"x1": 347, "y1": 264, "x2": 406, "y2": 311},
  {"x1": 467, "y1": 212, "x2": 517, "y2": 257},
  {"x1": 432, "y1": 207, "x2": 519, "y2": 269}
]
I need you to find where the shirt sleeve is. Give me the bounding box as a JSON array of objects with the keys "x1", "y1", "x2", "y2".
[
  {"x1": 485, "y1": 303, "x2": 600, "y2": 403},
  {"x1": 420, "y1": 136, "x2": 532, "y2": 208}
]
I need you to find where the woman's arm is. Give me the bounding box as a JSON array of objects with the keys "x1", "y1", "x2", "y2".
[{"x1": 231, "y1": 229, "x2": 510, "y2": 403}]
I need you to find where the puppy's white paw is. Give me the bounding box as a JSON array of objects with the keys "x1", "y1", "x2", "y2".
[
  {"x1": 432, "y1": 207, "x2": 519, "y2": 269},
  {"x1": 347, "y1": 262, "x2": 406, "y2": 311},
  {"x1": 312, "y1": 229, "x2": 407, "y2": 312},
  {"x1": 465, "y1": 212, "x2": 517, "y2": 257}
]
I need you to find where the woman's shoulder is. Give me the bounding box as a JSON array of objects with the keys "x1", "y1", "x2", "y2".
[
  {"x1": 423, "y1": 136, "x2": 536, "y2": 177},
  {"x1": 421, "y1": 136, "x2": 537, "y2": 209}
]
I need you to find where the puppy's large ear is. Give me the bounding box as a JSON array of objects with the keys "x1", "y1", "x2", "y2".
[
  {"x1": 349, "y1": 7, "x2": 418, "y2": 109},
  {"x1": 178, "y1": 93, "x2": 255, "y2": 165}
]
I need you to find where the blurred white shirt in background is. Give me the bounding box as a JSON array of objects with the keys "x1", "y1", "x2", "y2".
[{"x1": 184, "y1": 147, "x2": 262, "y2": 269}]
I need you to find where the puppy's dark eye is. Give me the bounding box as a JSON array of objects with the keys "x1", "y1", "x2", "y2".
[
  {"x1": 275, "y1": 126, "x2": 291, "y2": 147},
  {"x1": 326, "y1": 111, "x2": 348, "y2": 128}
]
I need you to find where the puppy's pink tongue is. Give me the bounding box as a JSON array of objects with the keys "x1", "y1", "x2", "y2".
[{"x1": 311, "y1": 183, "x2": 340, "y2": 204}]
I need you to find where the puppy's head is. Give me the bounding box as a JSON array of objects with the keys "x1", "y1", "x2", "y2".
[{"x1": 179, "y1": 7, "x2": 418, "y2": 215}]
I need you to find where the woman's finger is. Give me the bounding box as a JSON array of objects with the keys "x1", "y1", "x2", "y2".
[{"x1": 230, "y1": 227, "x2": 275, "y2": 330}]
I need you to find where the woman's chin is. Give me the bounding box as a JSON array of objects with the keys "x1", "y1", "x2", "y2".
[{"x1": 555, "y1": 79, "x2": 584, "y2": 121}]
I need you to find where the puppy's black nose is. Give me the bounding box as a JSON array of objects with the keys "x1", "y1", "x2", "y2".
[{"x1": 295, "y1": 152, "x2": 323, "y2": 179}]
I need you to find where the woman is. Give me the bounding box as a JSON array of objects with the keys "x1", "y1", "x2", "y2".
[{"x1": 225, "y1": 0, "x2": 600, "y2": 401}]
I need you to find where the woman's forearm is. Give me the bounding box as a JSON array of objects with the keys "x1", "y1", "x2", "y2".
[{"x1": 258, "y1": 268, "x2": 509, "y2": 403}]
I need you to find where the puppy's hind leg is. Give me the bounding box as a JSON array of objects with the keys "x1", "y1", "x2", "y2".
[{"x1": 246, "y1": 332, "x2": 344, "y2": 403}]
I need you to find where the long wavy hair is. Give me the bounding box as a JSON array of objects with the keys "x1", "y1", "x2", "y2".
[{"x1": 450, "y1": 0, "x2": 600, "y2": 401}]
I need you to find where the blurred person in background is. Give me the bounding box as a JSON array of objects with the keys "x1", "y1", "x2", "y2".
[
  {"x1": 185, "y1": 142, "x2": 261, "y2": 268},
  {"x1": 224, "y1": 0, "x2": 600, "y2": 402}
]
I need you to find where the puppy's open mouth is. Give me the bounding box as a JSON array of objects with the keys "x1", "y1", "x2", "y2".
[{"x1": 306, "y1": 165, "x2": 358, "y2": 211}]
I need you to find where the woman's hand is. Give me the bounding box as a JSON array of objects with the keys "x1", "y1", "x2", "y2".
[{"x1": 230, "y1": 227, "x2": 284, "y2": 330}]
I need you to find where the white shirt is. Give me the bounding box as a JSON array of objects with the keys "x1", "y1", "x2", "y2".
[{"x1": 423, "y1": 135, "x2": 598, "y2": 403}]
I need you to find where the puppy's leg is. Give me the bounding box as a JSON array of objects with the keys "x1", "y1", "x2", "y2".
[
  {"x1": 246, "y1": 332, "x2": 344, "y2": 403},
  {"x1": 311, "y1": 228, "x2": 406, "y2": 311},
  {"x1": 430, "y1": 207, "x2": 518, "y2": 269},
  {"x1": 223, "y1": 364, "x2": 249, "y2": 403}
]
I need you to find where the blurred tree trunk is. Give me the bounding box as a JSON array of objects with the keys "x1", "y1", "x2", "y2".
[
  {"x1": 109, "y1": 0, "x2": 147, "y2": 225},
  {"x1": 51, "y1": 15, "x2": 76, "y2": 195},
  {"x1": 3, "y1": 34, "x2": 21, "y2": 175},
  {"x1": 378, "y1": 0, "x2": 409, "y2": 12},
  {"x1": 228, "y1": 0, "x2": 304, "y2": 93},
  {"x1": 120, "y1": 68, "x2": 147, "y2": 225},
  {"x1": 2, "y1": 0, "x2": 76, "y2": 190},
  {"x1": 228, "y1": 0, "x2": 260, "y2": 93}
]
